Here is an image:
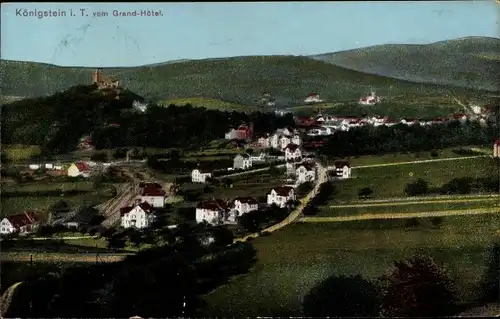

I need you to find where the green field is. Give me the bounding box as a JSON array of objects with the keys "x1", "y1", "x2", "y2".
[
  {"x1": 319, "y1": 199, "x2": 499, "y2": 217},
  {"x1": 1, "y1": 181, "x2": 115, "y2": 217},
  {"x1": 161, "y1": 97, "x2": 260, "y2": 112},
  {"x1": 344, "y1": 147, "x2": 479, "y2": 167},
  {"x1": 203, "y1": 214, "x2": 500, "y2": 317},
  {"x1": 330, "y1": 157, "x2": 496, "y2": 201},
  {"x1": 1, "y1": 144, "x2": 42, "y2": 161},
  {"x1": 202, "y1": 172, "x2": 285, "y2": 200}
]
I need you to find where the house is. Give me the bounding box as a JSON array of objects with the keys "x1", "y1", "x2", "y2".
[
  {"x1": 225, "y1": 124, "x2": 254, "y2": 140},
  {"x1": 191, "y1": 169, "x2": 212, "y2": 183},
  {"x1": 233, "y1": 197, "x2": 259, "y2": 215},
  {"x1": 295, "y1": 116, "x2": 315, "y2": 127},
  {"x1": 296, "y1": 162, "x2": 316, "y2": 184},
  {"x1": 139, "y1": 182, "x2": 163, "y2": 189},
  {"x1": 0, "y1": 212, "x2": 39, "y2": 235},
  {"x1": 452, "y1": 113, "x2": 468, "y2": 123},
  {"x1": 133, "y1": 100, "x2": 148, "y2": 113},
  {"x1": 290, "y1": 134, "x2": 301, "y2": 146},
  {"x1": 276, "y1": 127, "x2": 293, "y2": 136},
  {"x1": 77, "y1": 135, "x2": 93, "y2": 149},
  {"x1": 332, "y1": 161, "x2": 352, "y2": 179},
  {"x1": 304, "y1": 93, "x2": 323, "y2": 104},
  {"x1": 233, "y1": 154, "x2": 253, "y2": 170},
  {"x1": 250, "y1": 152, "x2": 267, "y2": 162},
  {"x1": 195, "y1": 199, "x2": 230, "y2": 225},
  {"x1": 257, "y1": 135, "x2": 270, "y2": 148},
  {"x1": 284, "y1": 143, "x2": 302, "y2": 162},
  {"x1": 67, "y1": 162, "x2": 90, "y2": 178},
  {"x1": 359, "y1": 92, "x2": 381, "y2": 105},
  {"x1": 267, "y1": 186, "x2": 296, "y2": 208},
  {"x1": 120, "y1": 202, "x2": 155, "y2": 229},
  {"x1": 279, "y1": 136, "x2": 291, "y2": 150},
  {"x1": 494, "y1": 140, "x2": 500, "y2": 158},
  {"x1": 140, "y1": 185, "x2": 166, "y2": 208},
  {"x1": 269, "y1": 134, "x2": 281, "y2": 149}
]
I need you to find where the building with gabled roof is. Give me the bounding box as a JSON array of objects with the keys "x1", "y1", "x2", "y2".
[
  {"x1": 267, "y1": 186, "x2": 296, "y2": 208},
  {"x1": 195, "y1": 199, "x2": 230, "y2": 225},
  {"x1": 0, "y1": 211, "x2": 39, "y2": 235},
  {"x1": 120, "y1": 202, "x2": 154, "y2": 229}
]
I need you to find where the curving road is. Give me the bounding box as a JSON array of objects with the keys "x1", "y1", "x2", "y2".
[{"x1": 234, "y1": 161, "x2": 328, "y2": 243}]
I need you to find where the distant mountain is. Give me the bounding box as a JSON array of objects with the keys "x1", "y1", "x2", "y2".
[
  {"x1": 1, "y1": 54, "x2": 487, "y2": 107},
  {"x1": 309, "y1": 36, "x2": 500, "y2": 91}
]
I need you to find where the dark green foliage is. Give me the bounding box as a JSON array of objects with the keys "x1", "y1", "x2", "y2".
[
  {"x1": 319, "y1": 122, "x2": 498, "y2": 157},
  {"x1": 380, "y1": 255, "x2": 459, "y2": 317},
  {"x1": 358, "y1": 187, "x2": 373, "y2": 198},
  {"x1": 479, "y1": 241, "x2": 500, "y2": 303},
  {"x1": 404, "y1": 179, "x2": 429, "y2": 196},
  {"x1": 302, "y1": 275, "x2": 381, "y2": 317}
]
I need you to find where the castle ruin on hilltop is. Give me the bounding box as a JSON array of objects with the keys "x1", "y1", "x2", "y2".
[{"x1": 92, "y1": 69, "x2": 120, "y2": 90}]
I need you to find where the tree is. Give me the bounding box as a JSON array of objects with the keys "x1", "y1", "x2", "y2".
[
  {"x1": 430, "y1": 150, "x2": 439, "y2": 158},
  {"x1": 380, "y1": 255, "x2": 458, "y2": 317},
  {"x1": 430, "y1": 216, "x2": 443, "y2": 228},
  {"x1": 478, "y1": 241, "x2": 500, "y2": 303},
  {"x1": 404, "y1": 179, "x2": 429, "y2": 196},
  {"x1": 358, "y1": 187, "x2": 373, "y2": 199},
  {"x1": 302, "y1": 275, "x2": 381, "y2": 317},
  {"x1": 90, "y1": 151, "x2": 108, "y2": 162}
]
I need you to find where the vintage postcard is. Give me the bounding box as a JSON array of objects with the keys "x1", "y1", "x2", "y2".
[{"x1": 1, "y1": 1, "x2": 499, "y2": 318}]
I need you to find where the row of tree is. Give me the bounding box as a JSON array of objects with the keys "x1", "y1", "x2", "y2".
[
  {"x1": 404, "y1": 176, "x2": 500, "y2": 197},
  {"x1": 317, "y1": 121, "x2": 498, "y2": 157}
]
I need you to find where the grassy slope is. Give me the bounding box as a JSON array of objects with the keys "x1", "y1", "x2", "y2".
[
  {"x1": 309, "y1": 36, "x2": 500, "y2": 91},
  {"x1": 330, "y1": 157, "x2": 496, "y2": 201},
  {"x1": 204, "y1": 214, "x2": 500, "y2": 317},
  {"x1": 160, "y1": 97, "x2": 259, "y2": 112},
  {"x1": 1, "y1": 55, "x2": 479, "y2": 107}
]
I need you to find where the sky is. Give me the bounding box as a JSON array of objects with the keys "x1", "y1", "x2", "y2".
[{"x1": 1, "y1": 1, "x2": 498, "y2": 67}]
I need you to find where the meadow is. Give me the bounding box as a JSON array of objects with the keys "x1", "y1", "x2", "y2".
[
  {"x1": 203, "y1": 214, "x2": 500, "y2": 317},
  {"x1": 318, "y1": 199, "x2": 499, "y2": 217},
  {"x1": 161, "y1": 97, "x2": 260, "y2": 112},
  {"x1": 1, "y1": 181, "x2": 115, "y2": 217},
  {"x1": 343, "y1": 147, "x2": 477, "y2": 167},
  {"x1": 1, "y1": 144, "x2": 42, "y2": 162},
  {"x1": 329, "y1": 157, "x2": 496, "y2": 202}
]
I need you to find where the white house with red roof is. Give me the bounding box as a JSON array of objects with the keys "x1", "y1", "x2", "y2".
[
  {"x1": 139, "y1": 184, "x2": 166, "y2": 208},
  {"x1": 67, "y1": 162, "x2": 91, "y2": 178},
  {"x1": 267, "y1": 186, "x2": 296, "y2": 208},
  {"x1": 284, "y1": 143, "x2": 302, "y2": 162},
  {"x1": 304, "y1": 93, "x2": 323, "y2": 104},
  {"x1": 120, "y1": 202, "x2": 155, "y2": 229},
  {"x1": 196, "y1": 199, "x2": 230, "y2": 225},
  {"x1": 494, "y1": 140, "x2": 500, "y2": 158},
  {"x1": 0, "y1": 212, "x2": 39, "y2": 235}
]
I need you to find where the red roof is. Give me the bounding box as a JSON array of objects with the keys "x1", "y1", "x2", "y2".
[
  {"x1": 142, "y1": 188, "x2": 166, "y2": 197},
  {"x1": 139, "y1": 182, "x2": 162, "y2": 189},
  {"x1": 494, "y1": 139, "x2": 500, "y2": 146},
  {"x1": 120, "y1": 202, "x2": 153, "y2": 216},
  {"x1": 272, "y1": 186, "x2": 294, "y2": 197},
  {"x1": 6, "y1": 212, "x2": 38, "y2": 229},
  {"x1": 74, "y1": 162, "x2": 89, "y2": 172},
  {"x1": 285, "y1": 143, "x2": 299, "y2": 151},
  {"x1": 308, "y1": 93, "x2": 318, "y2": 96},
  {"x1": 196, "y1": 199, "x2": 229, "y2": 211}
]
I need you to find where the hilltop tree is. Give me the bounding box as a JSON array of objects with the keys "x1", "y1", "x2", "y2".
[
  {"x1": 380, "y1": 255, "x2": 458, "y2": 317},
  {"x1": 404, "y1": 179, "x2": 429, "y2": 196}
]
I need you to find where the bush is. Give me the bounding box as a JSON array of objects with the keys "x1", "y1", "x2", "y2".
[
  {"x1": 260, "y1": 231, "x2": 271, "y2": 237},
  {"x1": 358, "y1": 187, "x2": 373, "y2": 199},
  {"x1": 430, "y1": 217, "x2": 443, "y2": 227},
  {"x1": 90, "y1": 151, "x2": 109, "y2": 162},
  {"x1": 430, "y1": 150, "x2": 439, "y2": 158},
  {"x1": 404, "y1": 179, "x2": 429, "y2": 196},
  {"x1": 405, "y1": 218, "x2": 420, "y2": 228}
]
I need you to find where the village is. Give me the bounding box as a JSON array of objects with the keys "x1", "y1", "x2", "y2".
[{"x1": 0, "y1": 119, "x2": 354, "y2": 237}]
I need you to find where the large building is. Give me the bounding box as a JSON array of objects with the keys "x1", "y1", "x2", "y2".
[{"x1": 92, "y1": 69, "x2": 119, "y2": 90}]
